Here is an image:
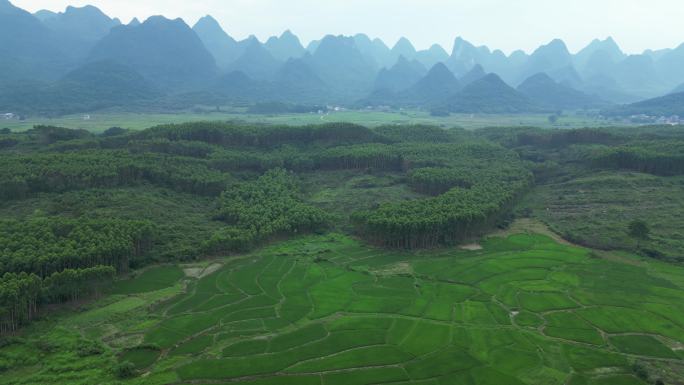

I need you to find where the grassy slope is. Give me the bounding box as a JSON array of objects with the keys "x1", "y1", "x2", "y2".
[
  {"x1": 1, "y1": 231, "x2": 682, "y2": 384},
  {"x1": 300, "y1": 170, "x2": 422, "y2": 230},
  {"x1": 520, "y1": 171, "x2": 684, "y2": 258}
]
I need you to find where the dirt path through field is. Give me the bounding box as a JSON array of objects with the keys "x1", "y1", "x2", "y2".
[{"x1": 490, "y1": 218, "x2": 576, "y2": 245}]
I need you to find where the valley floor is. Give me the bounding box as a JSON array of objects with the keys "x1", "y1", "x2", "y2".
[
  {"x1": 1, "y1": 110, "x2": 627, "y2": 133},
  {"x1": 2, "y1": 226, "x2": 683, "y2": 385}
]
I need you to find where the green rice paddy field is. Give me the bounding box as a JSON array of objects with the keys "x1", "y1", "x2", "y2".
[{"x1": 2, "y1": 232, "x2": 684, "y2": 385}]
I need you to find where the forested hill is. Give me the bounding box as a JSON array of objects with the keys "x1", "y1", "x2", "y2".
[{"x1": 603, "y1": 91, "x2": 684, "y2": 117}]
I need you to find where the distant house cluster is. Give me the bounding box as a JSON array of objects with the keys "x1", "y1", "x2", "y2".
[
  {"x1": 2, "y1": 113, "x2": 15, "y2": 120},
  {"x1": 366, "y1": 105, "x2": 393, "y2": 112},
  {"x1": 628, "y1": 114, "x2": 683, "y2": 125},
  {"x1": 657, "y1": 115, "x2": 682, "y2": 125}
]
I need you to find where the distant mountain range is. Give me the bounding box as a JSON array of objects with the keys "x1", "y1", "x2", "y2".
[
  {"x1": 2, "y1": 0, "x2": 684, "y2": 116},
  {"x1": 517, "y1": 73, "x2": 607, "y2": 110}
]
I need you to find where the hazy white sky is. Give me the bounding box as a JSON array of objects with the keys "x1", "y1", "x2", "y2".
[{"x1": 12, "y1": 0, "x2": 684, "y2": 54}]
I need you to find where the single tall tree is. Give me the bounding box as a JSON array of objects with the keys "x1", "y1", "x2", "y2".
[{"x1": 628, "y1": 219, "x2": 650, "y2": 247}]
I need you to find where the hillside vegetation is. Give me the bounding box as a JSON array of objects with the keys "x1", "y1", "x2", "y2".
[
  {"x1": 1, "y1": 122, "x2": 683, "y2": 384},
  {"x1": 479, "y1": 125, "x2": 684, "y2": 260}
]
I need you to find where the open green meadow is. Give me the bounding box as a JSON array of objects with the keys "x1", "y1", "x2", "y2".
[
  {"x1": 2, "y1": 231, "x2": 683, "y2": 385},
  {"x1": 0, "y1": 110, "x2": 623, "y2": 133}
]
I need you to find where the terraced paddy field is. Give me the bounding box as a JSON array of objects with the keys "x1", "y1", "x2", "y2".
[{"x1": 2, "y1": 232, "x2": 684, "y2": 385}]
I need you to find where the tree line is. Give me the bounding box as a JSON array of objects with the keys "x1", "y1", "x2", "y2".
[
  {"x1": 315, "y1": 144, "x2": 405, "y2": 171},
  {"x1": 135, "y1": 122, "x2": 389, "y2": 149},
  {"x1": 476, "y1": 127, "x2": 624, "y2": 149},
  {"x1": 353, "y1": 178, "x2": 530, "y2": 249},
  {"x1": 352, "y1": 142, "x2": 533, "y2": 248},
  {"x1": 0, "y1": 218, "x2": 154, "y2": 277},
  {"x1": 0, "y1": 266, "x2": 114, "y2": 334},
  {"x1": 592, "y1": 141, "x2": 684, "y2": 176},
  {"x1": 0, "y1": 150, "x2": 231, "y2": 200},
  {"x1": 0, "y1": 217, "x2": 148, "y2": 334},
  {"x1": 408, "y1": 167, "x2": 474, "y2": 196}
]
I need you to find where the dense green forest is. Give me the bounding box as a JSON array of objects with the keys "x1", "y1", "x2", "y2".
[
  {"x1": 205, "y1": 169, "x2": 331, "y2": 253},
  {"x1": 1, "y1": 121, "x2": 683, "y2": 338},
  {"x1": 0, "y1": 122, "x2": 527, "y2": 333},
  {"x1": 352, "y1": 142, "x2": 532, "y2": 248},
  {"x1": 0, "y1": 218, "x2": 153, "y2": 276}
]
